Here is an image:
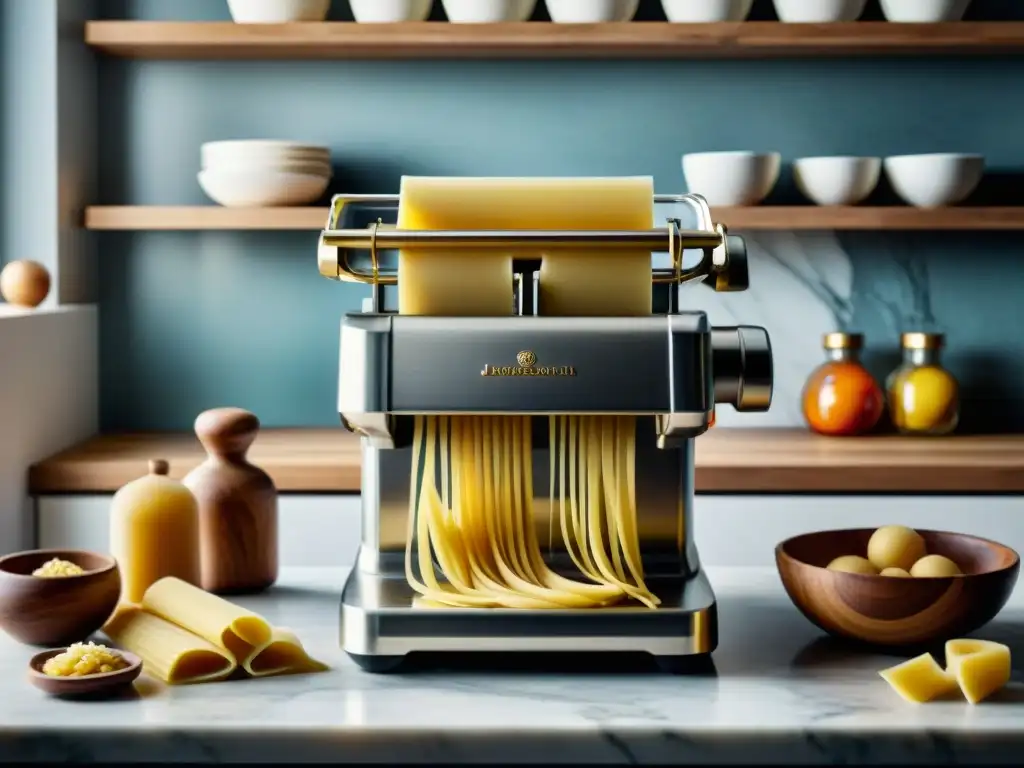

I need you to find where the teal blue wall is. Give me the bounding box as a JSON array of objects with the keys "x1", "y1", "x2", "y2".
[
  {"x1": 1, "y1": 0, "x2": 58, "y2": 272},
  {"x1": 95, "y1": 0, "x2": 1024, "y2": 431}
]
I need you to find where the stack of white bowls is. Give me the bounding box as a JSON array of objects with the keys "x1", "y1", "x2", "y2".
[{"x1": 199, "y1": 140, "x2": 332, "y2": 208}]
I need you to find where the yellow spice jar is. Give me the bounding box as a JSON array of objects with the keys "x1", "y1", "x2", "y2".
[{"x1": 886, "y1": 332, "x2": 959, "y2": 436}]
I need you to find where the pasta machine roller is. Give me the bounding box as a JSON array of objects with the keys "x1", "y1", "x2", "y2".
[{"x1": 319, "y1": 192, "x2": 774, "y2": 674}]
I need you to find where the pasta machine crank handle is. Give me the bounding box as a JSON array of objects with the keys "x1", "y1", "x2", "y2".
[{"x1": 704, "y1": 234, "x2": 750, "y2": 293}]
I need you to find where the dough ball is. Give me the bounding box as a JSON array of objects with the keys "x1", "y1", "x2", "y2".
[
  {"x1": 827, "y1": 555, "x2": 878, "y2": 575},
  {"x1": 910, "y1": 554, "x2": 962, "y2": 578},
  {"x1": 867, "y1": 525, "x2": 927, "y2": 571},
  {"x1": 880, "y1": 567, "x2": 912, "y2": 578}
]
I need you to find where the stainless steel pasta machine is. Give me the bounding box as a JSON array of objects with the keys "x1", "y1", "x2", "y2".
[{"x1": 317, "y1": 192, "x2": 774, "y2": 673}]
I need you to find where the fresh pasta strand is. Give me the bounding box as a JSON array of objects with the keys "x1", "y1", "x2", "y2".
[{"x1": 407, "y1": 414, "x2": 657, "y2": 610}]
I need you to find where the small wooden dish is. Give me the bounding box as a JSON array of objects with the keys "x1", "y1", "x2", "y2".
[
  {"x1": 0, "y1": 549, "x2": 121, "y2": 646},
  {"x1": 28, "y1": 648, "x2": 142, "y2": 697},
  {"x1": 776, "y1": 528, "x2": 1020, "y2": 647}
]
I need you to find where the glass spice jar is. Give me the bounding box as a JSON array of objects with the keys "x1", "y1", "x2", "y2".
[
  {"x1": 801, "y1": 332, "x2": 885, "y2": 437},
  {"x1": 887, "y1": 332, "x2": 959, "y2": 436}
]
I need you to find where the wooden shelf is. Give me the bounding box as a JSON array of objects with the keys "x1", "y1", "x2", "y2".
[
  {"x1": 84, "y1": 205, "x2": 1024, "y2": 232},
  {"x1": 28, "y1": 428, "x2": 1024, "y2": 494},
  {"x1": 85, "y1": 206, "x2": 327, "y2": 231},
  {"x1": 84, "y1": 21, "x2": 1024, "y2": 60}
]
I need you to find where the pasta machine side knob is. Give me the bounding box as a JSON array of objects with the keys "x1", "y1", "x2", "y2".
[
  {"x1": 707, "y1": 234, "x2": 750, "y2": 293},
  {"x1": 711, "y1": 326, "x2": 773, "y2": 412}
]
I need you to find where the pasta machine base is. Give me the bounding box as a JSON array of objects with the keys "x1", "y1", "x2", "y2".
[{"x1": 339, "y1": 563, "x2": 718, "y2": 675}]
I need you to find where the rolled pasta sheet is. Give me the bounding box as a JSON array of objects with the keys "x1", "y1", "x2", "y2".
[
  {"x1": 396, "y1": 175, "x2": 655, "y2": 318},
  {"x1": 141, "y1": 577, "x2": 272, "y2": 662},
  {"x1": 242, "y1": 627, "x2": 329, "y2": 678},
  {"x1": 103, "y1": 606, "x2": 237, "y2": 685}
]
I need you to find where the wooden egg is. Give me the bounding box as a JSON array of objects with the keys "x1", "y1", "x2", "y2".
[{"x1": 0, "y1": 260, "x2": 51, "y2": 308}]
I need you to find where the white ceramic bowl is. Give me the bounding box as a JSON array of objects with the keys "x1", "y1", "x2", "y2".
[
  {"x1": 772, "y1": 0, "x2": 867, "y2": 22},
  {"x1": 682, "y1": 151, "x2": 781, "y2": 207},
  {"x1": 206, "y1": 159, "x2": 333, "y2": 178},
  {"x1": 793, "y1": 156, "x2": 881, "y2": 206},
  {"x1": 442, "y1": 0, "x2": 536, "y2": 22},
  {"x1": 883, "y1": 153, "x2": 984, "y2": 208},
  {"x1": 545, "y1": 0, "x2": 639, "y2": 22},
  {"x1": 201, "y1": 140, "x2": 330, "y2": 168},
  {"x1": 661, "y1": 0, "x2": 753, "y2": 22},
  {"x1": 198, "y1": 169, "x2": 331, "y2": 207},
  {"x1": 349, "y1": 0, "x2": 433, "y2": 22},
  {"x1": 878, "y1": 0, "x2": 971, "y2": 22},
  {"x1": 226, "y1": 0, "x2": 332, "y2": 23}
]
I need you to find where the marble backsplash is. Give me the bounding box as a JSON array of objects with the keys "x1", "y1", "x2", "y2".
[{"x1": 682, "y1": 231, "x2": 1024, "y2": 432}]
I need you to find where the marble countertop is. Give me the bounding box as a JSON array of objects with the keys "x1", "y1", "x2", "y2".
[{"x1": 2, "y1": 567, "x2": 1023, "y2": 764}]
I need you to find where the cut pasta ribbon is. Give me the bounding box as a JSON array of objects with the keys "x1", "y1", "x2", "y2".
[
  {"x1": 103, "y1": 577, "x2": 327, "y2": 685},
  {"x1": 406, "y1": 415, "x2": 659, "y2": 610}
]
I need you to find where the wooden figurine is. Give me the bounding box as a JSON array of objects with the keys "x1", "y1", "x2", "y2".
[{"x1": 184, "y1": 407, "x2": 279, "y2": 594}]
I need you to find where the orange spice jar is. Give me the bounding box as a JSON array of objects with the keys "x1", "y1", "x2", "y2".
[{"x1": 801, "y1": 332, "x2": 884, "y2": 437}]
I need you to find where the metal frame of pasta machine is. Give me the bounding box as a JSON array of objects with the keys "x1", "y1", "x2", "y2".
[{"x1": 318, "y1": 191, "x2": 774, "y2": 674}]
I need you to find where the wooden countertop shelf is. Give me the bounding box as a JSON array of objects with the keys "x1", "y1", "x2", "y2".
[
  {"x1": 84, "y1": 21, "x2": 1024, "y2": 60},
  {"x1": 28, "y1": 429, "x2": 1024, "y2": 494},
  {"x1": 84, "y1": 206, "x2": 1024, "y2": 232}
]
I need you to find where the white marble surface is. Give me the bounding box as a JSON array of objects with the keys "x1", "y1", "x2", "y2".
[{"x1": 2, "y1": 567, "x2": 1024, "y2": 764}]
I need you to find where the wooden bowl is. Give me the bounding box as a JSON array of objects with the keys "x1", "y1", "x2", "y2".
[
  {"x1": 776, "y1": 528, "x2": 1020, "y2": 647},
  {"x1": 0, "y1": 549, "x2": 121, "y2": 646},
  {"x1": 28, "y1": 648, "x2": 142, "y2": 697}
]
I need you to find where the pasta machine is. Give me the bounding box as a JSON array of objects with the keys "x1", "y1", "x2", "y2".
[{"x1": 317, "y1": 192, "x2": 773, "y2": 674}]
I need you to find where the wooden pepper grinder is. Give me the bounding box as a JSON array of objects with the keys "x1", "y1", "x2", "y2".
[{"x1": 184, "y1": 407, "x2": 279, "y2": 594}]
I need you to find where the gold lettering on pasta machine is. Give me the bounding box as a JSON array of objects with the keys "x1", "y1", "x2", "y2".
[{"x1": 481, "y1": 350, "x2": 576, "y2": 378}]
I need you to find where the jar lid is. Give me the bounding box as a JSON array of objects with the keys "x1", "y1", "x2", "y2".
[
  {"x1": 901, "y1": 332, "x2": 944, "y2": 350},
  {"x1": 823, "y1": 332, "x2": 863, "y2": 350}
]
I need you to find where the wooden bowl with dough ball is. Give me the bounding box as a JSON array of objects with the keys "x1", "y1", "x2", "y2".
[
  {"x1": 775, "y1": 528, "x2": 1019, "y2": 647},
  {"x1": 0, "y1": 549, "x2": 121, "y2": 646}
]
